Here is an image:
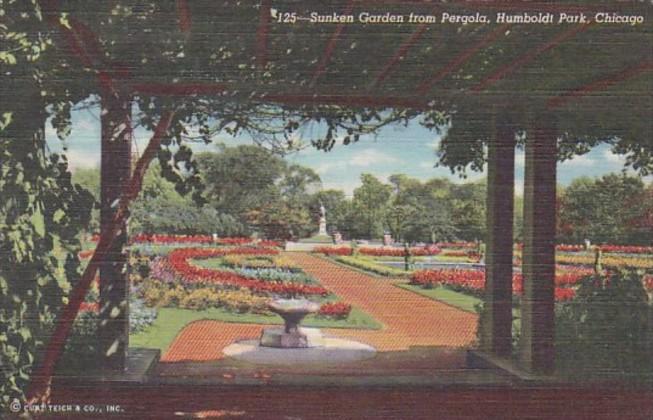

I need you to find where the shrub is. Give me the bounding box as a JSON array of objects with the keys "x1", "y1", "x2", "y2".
[
  {"x1": 130, "y1": 297, "x2": 158, "y2": 333},
  {"x1": 555, "y1": 270, "x2": 651, "y2": 377}
]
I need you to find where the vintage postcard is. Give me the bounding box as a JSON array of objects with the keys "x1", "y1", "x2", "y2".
[{"x1": 1, "y1": 1, "x2": 652, "y2": 418}]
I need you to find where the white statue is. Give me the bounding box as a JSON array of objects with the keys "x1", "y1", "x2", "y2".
[{"x1": 318, "y1": 202, "x2": 327, "y2": 236}]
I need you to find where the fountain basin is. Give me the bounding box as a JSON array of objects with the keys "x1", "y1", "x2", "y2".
[{"x1": 261, "y1": 298, "x2": 321, "y2": 348}]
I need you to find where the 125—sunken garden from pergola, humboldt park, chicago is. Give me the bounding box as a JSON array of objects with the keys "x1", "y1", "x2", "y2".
[{"x1": 2, "y1": 1, "x2": 653, "y2": 418}]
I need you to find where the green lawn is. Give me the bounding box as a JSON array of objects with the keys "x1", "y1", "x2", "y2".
[
  {"x1": 130, "y1": 306, "x2": 382, "y2": 353},
  {"x1": 396, "y1": 283, "x2": 521, "y2": 333},
  {"x1": 395, "y1": 283, "x2": 482, "y2": 313}
]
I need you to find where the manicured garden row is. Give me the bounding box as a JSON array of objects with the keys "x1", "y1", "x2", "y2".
[
  {"x1": 314, "y1": 245, "x2": 442, "y2": 257},
  {"x1": 556, "y1": 244, "x2": 653, "y2": 254},
  {"x1": 408, "y1": 269, "x2": 593, "y2": 302},
  {"x1": 333, "y1": 256, "x2": 410, "y2": 277},
  {"x1": 555, "y1": 253, "x2": 653, "y2": 269}
]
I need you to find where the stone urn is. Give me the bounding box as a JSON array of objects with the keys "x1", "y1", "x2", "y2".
[{"x1": 260, "y1": 298, "x2": 323, "y2": 348}]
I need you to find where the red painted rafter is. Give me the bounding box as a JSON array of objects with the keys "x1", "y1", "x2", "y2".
[
  {"x1": 416, "y1": 24, "x2": 510, "y2": 95},
  {"x1": 131, "y1": 82, "x2": 229, "y2": 96},
  {"x1": 371, "y1": 23, "x2": 429, "y2": 90},
  {"x1": 548, "y1": 61, "x2": 653, "y2": 109},
  {"x1": 309, "y1": 0, "x2": 355, "y2": 87},
  {"x1": 257, "y1": 0, "x2": 272, "y2": 68},
  {"x1": 176, "y1": 0, "x2": 192, "y2": 33},
  {"x1": 470, "y1": 22, "x2": 592, "y2": 93}
]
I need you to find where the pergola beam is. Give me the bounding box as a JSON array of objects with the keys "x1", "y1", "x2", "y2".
[{"x1": 548, "y1": 61, "x2": 653, "y2": 109}]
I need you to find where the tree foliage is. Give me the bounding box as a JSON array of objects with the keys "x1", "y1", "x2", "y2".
[{"x1": 558, "y1": 174, "x2": 652, "y2": 245}]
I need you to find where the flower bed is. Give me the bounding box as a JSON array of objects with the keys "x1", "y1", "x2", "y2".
[
  {"x1": 317, "y1": 302, "x2": 352, "y2": 319},
  {"x1": 436, "y1": 242, "x2": 477, "y2": 249},
  {"x1": 556, "y1": 253, "x2": 653, "y2": 269},
  {"x1": 167, "y1": 247, "x2": 329, "y2": 297},
  {"x1": 221, "y1": 254, "x2": 299, "y2": 271},
  {"x1": 334, "y1": 256, "x2": 410, "y2": 277},
  {"x1": 359, "y1": 246, "x2": 441, "y2": 257},
  {"x1": 314, "y1": 246, "x2": 441, "y2": 257},
  {"x1": 314, "y1": 246, "x2": 352, "y2": 256},
  {"x1": 409, "y1": 269, "x2": 584, "y2": 302}
]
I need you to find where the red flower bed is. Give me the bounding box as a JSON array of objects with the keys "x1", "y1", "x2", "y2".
[
  {"x1": 259, "y1": 240, "x2": 282, "y2": 248},
  {"x1": 318, "y1": 302, "x2": 352, "y2": 319},
  {"x1": 167, "y1": 247, "x2": 328, "y2": 297},
  {"x1": 215, "y1": 237, "x2": 253, "y2": 245},
  {"x1": 409, "y1": 269, "x2": 581, "y2": 302},
  {"x1": 315, "y1": 246, "x2": 352, "y2": 256},
  {"x1": 131, "y1": 234, "x2": 214, "y2": 244},
  {"x1": 554, "y1": 244, "x2": 653, "y2": 254},
  {"x1": 359, "y1": 246, "x2": 441, "y2": 257},
  {"x1": 556, "y1": 244, "x2": 585, "y2": 252},
  {"x1": 436, "y1": 242, "x2": 476, "y2": 249},
  {"x1": 597, "y1": 245, "x2": 653, "y2": 254}
]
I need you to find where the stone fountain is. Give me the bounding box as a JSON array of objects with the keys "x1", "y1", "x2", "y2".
[
  {"x1": 260, "y1": 298, "x2": 324, "y2": 348},
  {"x1": 222, "y1": 298, "x2": 377, "y2": 365}
]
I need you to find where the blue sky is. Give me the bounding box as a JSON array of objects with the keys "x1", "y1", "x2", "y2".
[{"x1": 46, "y1": 105, "x2": 650, "y2": 197}]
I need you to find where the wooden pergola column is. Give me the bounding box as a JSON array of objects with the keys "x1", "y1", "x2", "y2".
[
  {"x1": 482, "y1": 114, "x2": 515, "y2": 357},
  {"x1": 520, "y1": 113, "x2": 557, "y2": 374},
  {"x1": 99, "y1": 90, "x2": 132, "y2": 371}
]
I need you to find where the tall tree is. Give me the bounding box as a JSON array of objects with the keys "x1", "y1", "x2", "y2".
[
  {"x1": 558, "y1": 174, "x2": 650, "y2": 244},
  {"x1": 351, "y1": 174, "x2": 392, "y2": 240}
]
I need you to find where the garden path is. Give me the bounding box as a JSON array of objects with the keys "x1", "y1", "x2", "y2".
[{"x1": 162, "y1": 253, "x2": 477, "y2": 362}]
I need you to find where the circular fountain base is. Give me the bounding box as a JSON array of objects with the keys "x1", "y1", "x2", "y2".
[
  {"x1": 260, "y1": 327, "x2": 324, "y2": 348},
  {"x1": 223, "y1": 334, "x2": 377, "y2": 365}
]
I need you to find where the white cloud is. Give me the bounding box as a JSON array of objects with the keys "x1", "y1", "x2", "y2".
[
  {"x1": 73, "y1": 116, "x2": 98, "y2": 133},
  {"x1": 418, "y1": 161, "x2": 435, "y2": 169},
  {"x1": 313, "y1": 161, "x2": 341, "y2": 175},
  {"x1": 65, "y1": 149, "x2": 100, "y2": 171},
  {"x1": 348, "y1": 149, "x2": 399, "y2": 167},
  {"x1": 559, "y1": 153, "x2": 595, "y2": 168},
  {"x1": 322, "y1": 181, "x2": 358, "y2": 197},
  {"x1": 602, "y1": 150, "x2": 627, "y2": 166}
]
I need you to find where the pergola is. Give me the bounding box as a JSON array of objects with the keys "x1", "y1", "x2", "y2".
[{"x1": 33, "y1": 0, "x2": 652, "y2": 390}]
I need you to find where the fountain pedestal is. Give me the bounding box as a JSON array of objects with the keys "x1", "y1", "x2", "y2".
[
  {"x1": 260, "y1": 299, "x2": 323, "y2": 349},
  {"x1": 260, "y1": 327, "x2": 324, "y2": 348}
]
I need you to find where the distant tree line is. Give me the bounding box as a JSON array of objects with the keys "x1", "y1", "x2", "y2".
[{"x1": 73, "y1": 146, "x2": 652, "y2": 244}]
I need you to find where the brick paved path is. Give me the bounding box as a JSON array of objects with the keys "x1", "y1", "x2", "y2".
[{"x1": 163, "y1": 253, "x2": 477, "y2": 362}]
